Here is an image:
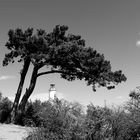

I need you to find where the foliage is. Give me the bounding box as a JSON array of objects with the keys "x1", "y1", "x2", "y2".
[
  {"x1": 1, "y1": 92, "x2": 136, "y2": 140},
  {"x1": 1, "y1": 92, "x2": 140, "y2": 140},
  {"x1": 123, "y1": 89, "x2": 140, "y2": 139},
  {"x1": 84, "y1": 104, "x2": 111, "y2": 140},
  {"x1": 0, "y1": 91, "x2": 140, "y2": 140},
  {"x1": 15, "y1": 99, "x2": 44, "y2": 126},
  {"x1": 0, "y1": 93, "x2": 13, "y2": 123},
  {"x1": 25, "y1": 98, "x2": 85, "y2": 140}
]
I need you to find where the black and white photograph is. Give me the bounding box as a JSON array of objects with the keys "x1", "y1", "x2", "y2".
[{"x1": 0, "y1": 0, "x2": 140, "y2": 139}]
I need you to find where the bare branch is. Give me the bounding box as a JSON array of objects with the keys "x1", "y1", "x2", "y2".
[{"x1": 37, "y1": 70, "x2": 75, "y2": 77}]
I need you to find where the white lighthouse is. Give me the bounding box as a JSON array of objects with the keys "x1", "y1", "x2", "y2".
[{"x1": 49, "y1": 84, "x2": 56, "y2": 100}]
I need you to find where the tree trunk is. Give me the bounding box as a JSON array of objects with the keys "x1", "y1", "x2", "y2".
[
  {"x1": 10, "y1": 58, "x2": 30, "y2": 123},
  {"x1": 18, "y1": 66, "x2": 38, "y2": 117}
]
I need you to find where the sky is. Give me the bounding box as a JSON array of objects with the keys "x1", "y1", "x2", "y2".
[{"x1": 0, "y1": 0, "x2": 140, "y2": 107}]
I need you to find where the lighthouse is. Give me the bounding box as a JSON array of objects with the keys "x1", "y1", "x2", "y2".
[{"x1": 49, "y1": 84, "x2": 56, "y2": 100}]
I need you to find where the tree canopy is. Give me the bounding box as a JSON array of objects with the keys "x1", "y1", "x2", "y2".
[{"x1": 3, "y1": 25, "x2": 126, "y2": 91}]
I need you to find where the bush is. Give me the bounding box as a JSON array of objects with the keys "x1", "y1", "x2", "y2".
[
  {"x1": 25, "y1": 98, "x2": 85, "y2": 140},
  {"x1": 0, "y1": 93, "x2": 13, "y2": 123},
  {"x1": 16, "y1": 99, "x2": 44, "y2": 126},
  {"x1": 25, "y1": 97, "x2": 140, "y2": 140}
]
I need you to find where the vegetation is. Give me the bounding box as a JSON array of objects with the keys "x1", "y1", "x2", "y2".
[
  {"x1": 24, "y1": 91, "x2": 140, "y2": 140},
  {"x1": 0, "y1": 90, "x2": 140, "y2": 139},
  {"x1": 0, "y1": 92, "x2": 12, "y2": 123},
  {"x1": 2, "y1": 25, "x2": 126, "y2": 123}
]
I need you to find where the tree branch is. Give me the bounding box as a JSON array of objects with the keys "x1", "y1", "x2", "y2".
[{"x1": 37, "y1": 70, "x2": 76, "y2": 77}]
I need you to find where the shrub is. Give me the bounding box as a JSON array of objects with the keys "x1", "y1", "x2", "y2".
[
  {"x1": 26, "y1": 98, "x2": 140, "y2": 140},
  {"x1": 17, "y1": 100, "x2": 44, "y2": 126},
  {"x1": 25, "y1": 98, "x2": 85, "y2": 140},
  {"x1": 0, "y1": 93, "x2": 13, "y2": 123}
]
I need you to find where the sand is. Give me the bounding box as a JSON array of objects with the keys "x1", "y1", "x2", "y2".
[{"x1": 0, "y1": 123, "x2": 32, "y2": 140}]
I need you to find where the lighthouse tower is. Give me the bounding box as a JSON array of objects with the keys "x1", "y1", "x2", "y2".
[{"x1": 49, "y1": 84, "x2": 56, "y2": 100}]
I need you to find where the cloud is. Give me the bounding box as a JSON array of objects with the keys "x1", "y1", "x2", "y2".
[
  {"x1": 8, "y1": 91, "x2": 65, "y2": 103},
  {"x1": 116, "y1": 96, "x2": 123, "y2": 100},
  {"x1": 8, "y1": 93, "x2": 49, "y2": 102},
  {"x1": 29, "y1": 91, "x2": 64, "y2": 102},
  {"x1": 0, "y1": 75, "x2": 15, "y2": 80},
  {"x1": 8, "y1": 96, "x2": 15, "y2": 102},
  {"x1": 136, "y1": 40, "x2": 140, "y2": 47},
  {"x1": 56, "y1": 92, "x2": 64, "y2": 99},
  {"x1": 29, "y1": 93, "x2": 49, "y2": 102}
]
